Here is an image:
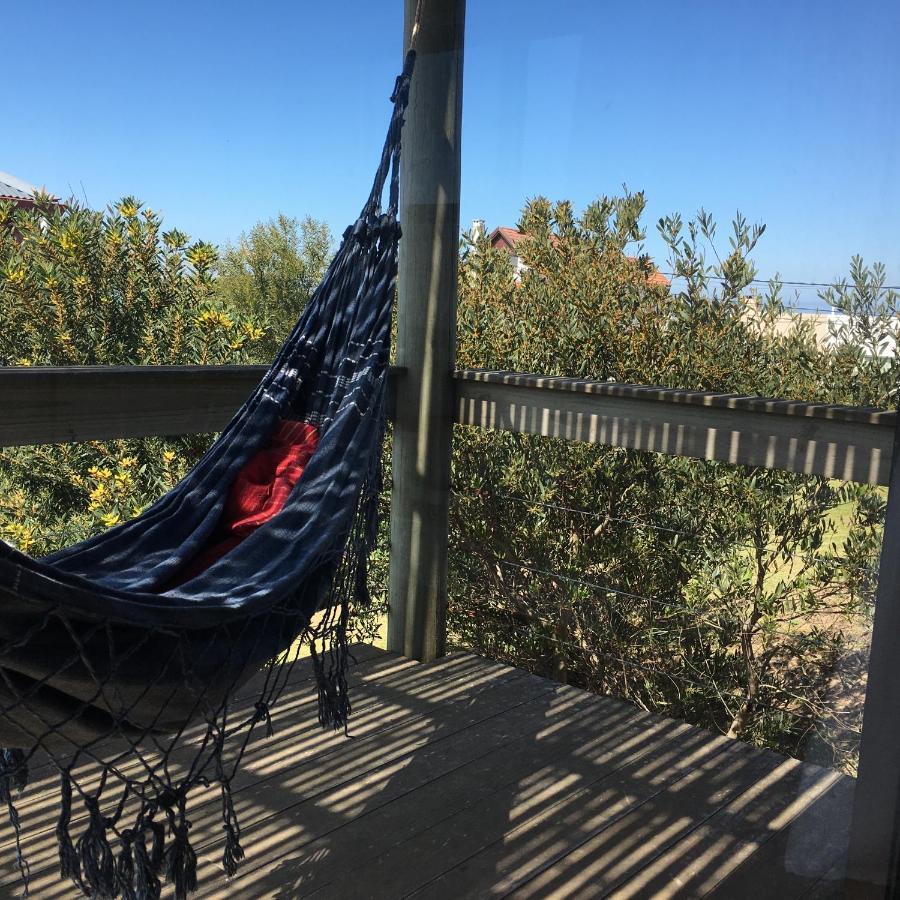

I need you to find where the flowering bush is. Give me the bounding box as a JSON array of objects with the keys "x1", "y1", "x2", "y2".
[{"x1": 0, "y1": 195, "x2": 265, "y2": 553}]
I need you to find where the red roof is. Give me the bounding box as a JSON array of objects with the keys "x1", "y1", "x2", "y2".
[
  {"x1": 487, "y1": 226, "x2": 670, "y2": 287},
  {"x1": 489, "y1": 226, "x2": 527, "y2": 252},
  {"x1": 644, "y1": 269, "x2": 671, "y2": 288}
]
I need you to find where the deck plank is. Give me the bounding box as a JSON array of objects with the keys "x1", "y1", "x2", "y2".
[
  {"x1": 7, "y1": 653, "x2": 542, "y2": 897},
  {"x1": 11, "y1": 641, "x2": 390, "y2": 809},
  {"x1": 192, "y1": 664, "x2": 559, "y2": 895},
  {"x1": 0, "y1": 647, "x2": 854, "y2": 899},
  {"x1": 312, "y1": 717, "x2": 731, "y2": 899},
  {"x1": 704, "y1": 776, "x2": 854, "y2": 899},
  {"x1": 401, "y1": 733, "x2": 777, "y2": 899},
  {"x1": 0, "y1": 646, "x2": 414, "y2": 856},
  {"x1": 606, "y1": 757, "x2": 841, "y2": 899},
  {"x1": 227, "y1": 689, "x2": 665, "y2": 898}
]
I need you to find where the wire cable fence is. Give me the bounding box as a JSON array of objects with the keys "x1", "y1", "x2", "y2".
[
  {"x1": 459, "y1": 605, "x2": 865, "y2": 737},
  {"x1": 449, "y1": 474, "x2": 877, "y2": 770},
  {"x1": 657, "y1": 271, "x2": 900, "y2": 293},
  {"x1": 451, "y1": 489, "x2": 880, "y2": 582},
  {"x1": 477, "y1": 554, "x2": 871, "y2": 644}
]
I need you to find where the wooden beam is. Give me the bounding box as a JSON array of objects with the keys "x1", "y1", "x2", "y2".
[
  {"x1": 387, "y1": 0, "x2": 465, "y2": 662},
  {"x1": 1, "y1": 365, "x2": 892, "y2": 486},
  {"x1": 0, "y1": 366, "x2": 400, "y2": 446},
  {"x1": 0, "y1": 365, "x2": 266, "y2": 446},
  {"x1": 454, "y1": 369, "x2": 894, "y2": 486},
  {"x1": 1, "y1": 365, "x2": 891, "y2": 487},
  {"x1": 846, "y1": 412, "x2": 900, "y2": 897}
]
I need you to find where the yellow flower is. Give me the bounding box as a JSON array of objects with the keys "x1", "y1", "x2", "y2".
[
  {"x1": 7, "y1": 490, "x2": 27, "y2": 510},
  {"x1": 16, "y1": 358, "x2": 32, "y2": 367},
  {"x1": 131, "y1": 505, "x2": 145, "y2": 518},
  {"x1": 120, "y1": 456, "x2": 137, "y2": 468},
  {"x1": 4, "y1": 523, "x2": 36, "y2": 553},
  {"x1": 197, "y1": 309, "x2": 234, "y2": 330},
  {"x1": 163, "y1": 450, "x2": 176, "y2": 464},
  {"x1": 101, "y1": 512, "x2": 121, "y2": 528},
  {"x1": 113, "y1": 471, "x2": 133, "y2": 490},
  {"x1": 88, "y1": 484, "x2": 109, "y2": 510},
  {"x1": 5, "y1": 267, "x2": 25, "y2": 285}
]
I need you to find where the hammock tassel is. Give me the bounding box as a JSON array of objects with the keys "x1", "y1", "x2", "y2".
[
  {"x1": 116, "y1": 830, "x2": 136, "y2": 900},
  {"x1": 311, "y1": 597, "x2": 352, "y2": 732},
  {"x1": 221, "y1": 816, "x2": 245, "y2": 879},
  {"x1": 76, "y1": 796, "x2": 117, "y2": 898},
  {"x1": 164, "y1": 800, "x2": 198, "y2": 900},
  {"x1": 0, "y1": 748, "x2": 28, "y2": 802},
  {"x1": 147, "y1": 815, "x2": 166, "y2": 876},
  {"x1": 313, "y1": 647, "x2": 351, "y2": 731},
  {"x1": 216, "y1": 768, "x2": 246, "y2": 878},
  {"x1": 55, "y1": 770, "x2": 81, "y2": 887},
  {"x1": 1, "y1": 748, "x2": 30, "y2": 896},
  {"x1": 132, "y1": 819, "x2": 161, "y2": 900}
]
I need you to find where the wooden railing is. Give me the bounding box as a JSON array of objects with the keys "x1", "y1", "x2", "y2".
[
  {"x1": 456, "y1": 369, "x2": 894, "y2": 486},
  {"x1": 3, "y1": 365, "x2": 893, "y2": 485},
  {"x1": 0, "y1": 365, "x2": 266, "y2": 446}
]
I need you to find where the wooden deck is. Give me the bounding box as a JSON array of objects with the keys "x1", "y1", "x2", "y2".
[{"x1": 0, "y1": 645, "x2": 853, "y2": 898}]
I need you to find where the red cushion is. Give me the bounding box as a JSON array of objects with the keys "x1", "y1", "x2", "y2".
[{"x1": 169, "y1": 420, "x2": 319, "y2": 585}]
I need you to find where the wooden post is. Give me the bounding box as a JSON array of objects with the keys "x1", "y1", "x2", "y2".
[
  {"x1": 846, "y1": 413, "x2": 900, "y2": 897},
  {"x1": 387, "y1": 0, "x2": 465, "y2": 661}
]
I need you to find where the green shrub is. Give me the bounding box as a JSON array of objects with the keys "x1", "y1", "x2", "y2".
[
  {"x1": 215, "y1": 214, "x2": 331, "y2": 360},
  {"x1": 450, "y1": 193, "x2": 888, "y2": 771}
]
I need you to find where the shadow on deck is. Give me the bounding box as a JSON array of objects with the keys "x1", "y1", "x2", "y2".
[{"x1": 0, "y1": 645, "x2": 852, "y2": 898}]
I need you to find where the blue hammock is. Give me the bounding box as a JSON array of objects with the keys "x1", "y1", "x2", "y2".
[{"x1": 0, "y1": 51, "x2": 416, "y2": 900}]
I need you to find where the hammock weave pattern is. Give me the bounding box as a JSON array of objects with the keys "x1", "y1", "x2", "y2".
[{"x1": 0, "y1": 51, "x2": 415, "y2": 899}]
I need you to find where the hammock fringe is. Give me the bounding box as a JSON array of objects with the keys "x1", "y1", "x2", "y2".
[
  {"x1": 44, "y1": 505, "x2": 371, "y2": 898},
  {"x1": 4, "y1": 472, "x2": 374, "y2": 899},
  {"x1": 56, "y1": 771, "x2": 81, "y2": 888},
  {"x1": 1, "y1": 749, "x2": 30, "y2": 897}
]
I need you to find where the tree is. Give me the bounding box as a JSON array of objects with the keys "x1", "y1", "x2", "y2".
[
  {"x1": 216, "y1": 214, "x2": 331, "y2": 359},
  {"x1": 822, "y1": 256, "x2": 900, "y2": 408}
]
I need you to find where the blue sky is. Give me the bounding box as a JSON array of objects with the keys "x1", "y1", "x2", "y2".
[{"x1": 5, "y1": 1, "x2": 899, "y2": 306}]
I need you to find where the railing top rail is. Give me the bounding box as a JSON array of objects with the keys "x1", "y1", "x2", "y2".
[
  {"x1": 0, "y1": 364, "x2": 269, "y2": 378},
  {"x1": 0, "y1": 364, "x2": 894, "y2": 484},
  {"x1": 456, "y1": 369, "x2": 895, "y2": 427}
]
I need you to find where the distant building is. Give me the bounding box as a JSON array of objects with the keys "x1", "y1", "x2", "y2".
[
  {"x1": 483, "y1": 224, "x2": 670, "y2": 287},
  {"x1": 487, "y1": 226, "x2": 531, "y2": 279},
  {"x1": 0, "y1": 171, "x2": 61, "y2": 211},
  {"x1": 743, "y1": 298, "x2": 897, "y2": 358}
]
